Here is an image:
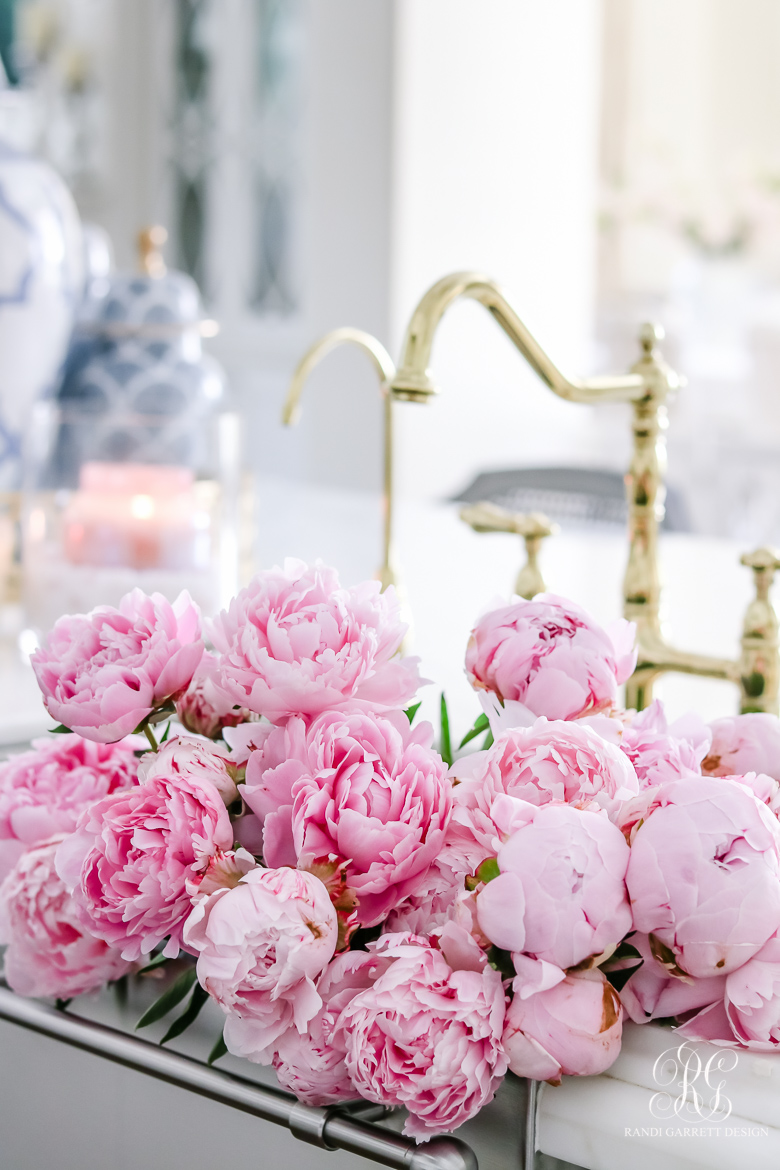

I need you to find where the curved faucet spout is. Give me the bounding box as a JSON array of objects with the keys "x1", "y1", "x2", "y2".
[
  {"x1": 282, "y1": 327, "x2": 395, "y2": 425},
  {"x1": 281, "y1": 328, "x2": 400, "y2": 592},
  {"x1": 388, "y1": 271, "x2": 651, "y2": 404}
]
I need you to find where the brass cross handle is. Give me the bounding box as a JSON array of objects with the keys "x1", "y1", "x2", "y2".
[
  {"x1": 738, "y1": 547, "x2": 780, "y2": 713},
  {"x1": 459, "y1": 501, "x2": 558, "y2": 599}
]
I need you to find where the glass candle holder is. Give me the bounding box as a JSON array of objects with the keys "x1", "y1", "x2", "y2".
[{"x1": 21, "y1": 402, "x2": 239, "y2": 640}]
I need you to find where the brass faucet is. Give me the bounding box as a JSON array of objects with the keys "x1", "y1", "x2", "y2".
[
  {"x1": 389, "y1": 272, "x2": 647, "y2": 404},
  {"x1": 385, "y1": 272, "x2": 780, "y2": 715},
  {"x1": 282, "y1": 327, "x2": 400, "y2": 592}
]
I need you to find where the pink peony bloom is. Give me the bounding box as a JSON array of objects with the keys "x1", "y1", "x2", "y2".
[
  {"x1": 184, "y1": 867, "x2": 338, "y2": 1063},
  {"x1": 31, "y1": 589, "x2": 203, "y2": 743},
  {"x1": 703, "y1": 713, "x2": 780, "y2": 781},
  {"x1": 674, "y1": 999, "x2": 735, "y2": 1045},
  {"x1": 626, "y1": 775, "x2": 780, "y2": 978},
  {"x1": 210, "y1": 559, "x2": 422, "y2": 724},
  {"x1": 139, "y1": 735, "x2": 241, "y2": 809},
  {"x1": 620, "y1": 700, "x2": 709, "y2": 789},
  {"x1": 272, "y1": 949, "x2": 391, "y2": 1104},
  {"x1": 383, "y1": 860, "x2": 467, "y2": 937},
  {"x1": 465, "y1": 593, "x2": 636, "y2": 721},
  {"x1": 502, "y1": 968, "x2": 623, "y2": 1082},
  {"x1": 446, "y1": 718, "x2": 638, "y2": 874},
  {"x1": 290, "y1": 709, "x2": 452, "y2": 927},
  {"x1": 187, "y1": 847, "x2": 258, "y2": 900},
  {"x1": 239, "y1": 719, "x2": 309, "y2": 868},
  {"x1": 476, "y1": 801, "x2": 632, "y2": 970},
  {"x1": 0, "y1": 734, "x2": 138, "y2": 883},
  {"x1": 222, "y1": 721, "x2": 276, "y2": 765},
  {"x1": 339, "y1": 932, "x2": 508, "y2": 1140},
  {"x1": 240, "y1": 709, "x2": 451, "y2": 925},
  {"x1": 0, "y1": 836, "x2": 133, "y2": 998},
  {"x1": 718, "y1": 934, "x2": 780, "y2": 1049},
  {"x1": 56, "y1": 742, "x2": 234, "y2": 961},
  {"x1": 617, "y1": 932, "x2": 727, "y2": 1025},
  {"x1": 676, "y1": 936, "x2": 780, "y2": 1050},
  {"x1": 730, "y1": 771, "x2": 780, "y2": 815},
  {"x1": 175, "y1": 651, "x2": 251, "y2": 739}
]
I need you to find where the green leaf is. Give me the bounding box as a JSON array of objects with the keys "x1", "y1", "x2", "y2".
[
  {"x1": 440, "y1": 693, "x2": 453, "y2": 767},
  {"x1": 208, "y1": 1033, "x2": 228, "y2": 1066},
  {"x1": 160, "y1": 720, "x2": 172, "y2": 744},
  {"x1": 466, "y1": 855, "x2": 500, "y2": 891},
  {"x1": 475, "y1": 856, "x2": 500, "y2": 884},
  {"x1": 606, "y1": 960, "x2": 643, "y2": 994},
  {"x1": 458, "y1": 712, "x2": 489, "y2": 748},
  {"x1": 487, "y1": 946, "x2": 515, "y2": 980},
  {"x1": 138, "y1": 951, "x2": 172, "y2": 975},
  {"x1": 135, "y1": 966, "x2": 197, "y2": 1029},
  {"x1": 49, "y1": 724, "x2": 73, "y2": 735},
  {"x1": 611, "y1": 940, "x2": 642, "y2": 963},
  {"x1": 132, "y1": 704, "x2": 176, "y2": 740},
  {"x1": 160, "y1": 983, "x2": 209, "y2": 1045},
  {"x1": 55, "y1": 998, "x2": 72, "y2": 1011},
  {"x1": 148, "y1": 703, "x2": 177, "y2": 725},
  {"x1": 113, "y1": 975, "x2": 128, "y2": 1007},
  {"x1": 404, "y1": 701, "x2": 422, "y2": 725},
  {"x1": 483, "y1": 730, "x2": 494, "y2": 750}
]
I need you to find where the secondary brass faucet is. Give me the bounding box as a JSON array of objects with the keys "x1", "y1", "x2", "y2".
[
  {"x1": 386, "y1": 272, "x2": 780, "y2": 715},
  {"x1": 282, "y1": 327, "x2": 400, "y2": 592}
]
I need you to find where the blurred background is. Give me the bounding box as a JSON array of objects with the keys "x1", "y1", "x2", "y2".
[
  {"x1": 5, "y1": 0, "x2": 780, "y2": 517},
  {"x1": 1, "y1": 0, "x2": 780, "y2": 720}
]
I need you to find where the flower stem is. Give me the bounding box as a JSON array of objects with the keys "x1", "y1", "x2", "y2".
[{"x1": 143, "y1": 723, "x2": 159, "y2": 752}]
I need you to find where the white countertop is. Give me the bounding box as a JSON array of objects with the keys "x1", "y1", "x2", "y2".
[
  {"x1": 540, "y1": 1021, "x2": 780, "y2": 1170},
  {"x1": 0, "y1": 476, "x2": 757, "y2": 747}
]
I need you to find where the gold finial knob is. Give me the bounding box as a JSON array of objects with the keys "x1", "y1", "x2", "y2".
[
  {"x1": 138, "y1": 225, "x2": 168, "y2": 278},
  {"x1": 638, "y1": 321, "x2": 664, "y2": 357},
  {"x1": 740, "y1": 547, "x2": 780, "y2": 573},
  {"x1": 459, "y1": 502, "x2": 558, "y2": 599},
  {"x1": 741, "y1": 547, "x2": 780, "y2": 605}
]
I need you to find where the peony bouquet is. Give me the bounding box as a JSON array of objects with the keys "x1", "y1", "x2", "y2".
[{"x1": 3, "y1": 559, "x2": 780, "y2": 1140}]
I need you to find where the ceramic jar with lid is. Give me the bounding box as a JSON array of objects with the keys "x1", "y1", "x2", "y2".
[
  {"x1": 0, "y1": 139, "x2": 83, "y2": 489},
  {"x1": 22, "y1": 228, "x2": 239, "y2": 637}
]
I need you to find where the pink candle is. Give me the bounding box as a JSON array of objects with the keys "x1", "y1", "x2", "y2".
[{"x1": 63, "y1": 462, "x2": 210, "y2": 571}]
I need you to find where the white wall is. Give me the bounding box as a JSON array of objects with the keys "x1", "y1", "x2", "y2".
[
  {"x1": 602, "y1": 0, "x2": 780, "y2": 296},
  {"x1": 390, "y1": 0, "x2": 603, "y2": 501}
]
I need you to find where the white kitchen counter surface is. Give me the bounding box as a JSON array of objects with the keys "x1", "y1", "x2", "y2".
[
  {"x1": 0, "y1": 475, "x2": 757, "y2": 741},
  {"x1": 539, "y1": 1021, "x2": 780, "y2": 1170}
]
